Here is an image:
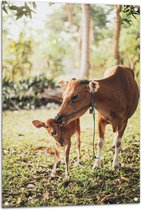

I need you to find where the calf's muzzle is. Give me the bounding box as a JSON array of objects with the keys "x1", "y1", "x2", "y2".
[{"x1": 51, "y1": 130, "x2": 57, "y2": 136}]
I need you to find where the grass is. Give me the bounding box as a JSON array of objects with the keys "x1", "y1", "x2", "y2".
[{"x1": 2, "y1": 104, "x2": 140, "y2": 207}]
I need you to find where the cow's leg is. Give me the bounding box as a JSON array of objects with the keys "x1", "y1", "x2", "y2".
[
  {"x1": 110, "y1": 132, "x2": 118, "y2": 151},
  {"x1": 113, "y1": 120, "x2": 127, "y2": 169},
  {"x1": 75, "y1": 125, "x2": 81, "y2": 164},
  {"x1": 111, "y1": 131, "x2": 123, "y2": 152},
  {"x1": 50, "y1": 143, "x2": 60, "y2": 177},
  {"x1": 64, "y1": 141, "x2": 71, "y2": 179},
  {"x1": 93, "y1": 114, "x2": 108, "y2": 169}
]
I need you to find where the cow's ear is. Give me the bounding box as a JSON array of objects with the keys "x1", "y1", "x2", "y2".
[
  {"x1": 58, "y1": 81, "x2": 68, "y2": 91},
  {"x1": 89, "y1": 81, "x2": 99, "y2": 93},
  {"x1": 32, "y1": 120, "x2": 45, "y2": 128}
]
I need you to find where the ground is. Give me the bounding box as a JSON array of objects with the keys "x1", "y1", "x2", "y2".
[{"x1": 2, "y1": 105, "x2": 140, "y2": 207}]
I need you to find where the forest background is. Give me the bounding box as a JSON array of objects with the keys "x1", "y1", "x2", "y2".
[{"x1": 2, "y1": 1, "x2": 140, "y2": 110}]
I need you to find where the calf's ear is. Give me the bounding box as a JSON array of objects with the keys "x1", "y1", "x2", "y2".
[
  {"x1": 58, "y1": 80, "x2": 68, "y2": 91},
  {"x1": 32, "y1": 120, "x2": 45, "y2": 128},
  {"x1": 89, "y1": 81, "x2": 99, "y2": 93}
]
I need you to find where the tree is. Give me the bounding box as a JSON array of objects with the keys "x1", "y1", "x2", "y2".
[
  {"x1": 113, "y1": 5, "x2": 140, "y2": 65},
  {"x1": 2, "y1": 1, "x2": 36, "y2": 19},
  {"x1": 120, "y1": 15, "x2": 140, "y2": 79},
  {"x1": 65, "y1": 4, "x2": 73, "y2": 26},
  {"x1": 121, "y1": 5, "x2": 140, "y2": 25},
  {"x1": 113, "y1": 5, "x2": 122, "y2": 64},
  {"x1": 80, "y1": 4, "x2": 91, "y2": 79}
]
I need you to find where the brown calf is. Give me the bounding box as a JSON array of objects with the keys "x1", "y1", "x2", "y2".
[
  {"x1": 55, "y1": 65, "x2": 139, "y2": 169},
  {"x1": 32, "y1": 118, "x2": 80, "y2": 179}
]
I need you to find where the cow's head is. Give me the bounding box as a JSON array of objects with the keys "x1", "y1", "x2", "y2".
[{"x1": 55, "y1": 79, "x2": 99, "y2": 124}]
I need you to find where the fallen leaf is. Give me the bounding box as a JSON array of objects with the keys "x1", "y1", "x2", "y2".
[
  {"x1": 16, "y1": 196, "x2": 21, "y2": 205},
  {"x1": 35, "y1": 146, "x2": 46, "y2": 151},
  {"x1": 47, "y1": 147, "x2": 55, "y2": 154},
  {"x1": 112, "y1": 178, "x2": 122, "y2": 185},
  {"x1": 3, "y1": 150, "x2": 9, "y2": 155},
  {"x1": 40, "y1": 164, "x2": 48, "y2": 168},
  {"x1": 120, "y1": 175, "x2": 129, "y2": 182},
  {"x1": 27, "y1": 164, "x2": 34, "y2": 168},
  {"x1": 99, "y1": 193, "x2": 114, "y2": 204},
  {"x1": 18, "y1": 133, "x2": 24, "y2": 136},
  {"x1": 43, "y1": 190, "x2": 49, "y2": 200},
  {"x1": 27, "y1": 184, "x2": 35, "y2": 189}
]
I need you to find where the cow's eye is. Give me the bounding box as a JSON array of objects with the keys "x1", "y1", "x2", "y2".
[
  {"x1": 45, "y1": 126, "x2": 48, "y2": 129},
  {"x1": 71, "y1": 94, "x2": 78, "y2": 101}
]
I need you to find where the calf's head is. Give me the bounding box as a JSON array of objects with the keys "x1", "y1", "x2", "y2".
[
  {"x1": 32, "y1": 118, "x2": 59, "y2": 138},
  {"x1": 55, "y1": 79, "x2": 99, "y2": 124}
]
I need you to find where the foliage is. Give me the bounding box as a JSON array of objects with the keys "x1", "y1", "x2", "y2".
[
  {"x1": 44, "y1": 4, "x2": 81, "y2": 75},
  {"x1": 2, "y1": 106, "x2": 140, "y2": 207},
  {"x1": 46, "y1": 4, "x2": 68, "y2": 34},
  {"x1": 120, "y1": 16, "x2": 140, "y2": 79},
  {"x1": 43, "y1": 33, "x2": 69, "y2": 79},
  {"x1": 2, "y1": 3, "x2": 140, "y2": 89},
  {"x1": 90, "y1": 35, "x2": 116, "y2": 77},
  {"x1": 2, "y1": 76, "x2": 55, "y2": 110},
  {"x1": 89, "y1": 15, "x2": 140, "y2": 81},
  {"x1": 2, "y1": 1, "x2": 37, "y2": 19},
  {"x1": 90, "y1": 5, "x2": 110, "y2": 43},
  {"x1": 121, "y1": 5, "x2": 140, "y2": 25},
  {"x1": 3, "y1": 32, "x2": 33, "y2": 82}
]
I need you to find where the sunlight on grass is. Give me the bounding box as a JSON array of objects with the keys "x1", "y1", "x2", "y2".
[{"x1": 2, "y1": 105, "x2": 140, "y2": 207}]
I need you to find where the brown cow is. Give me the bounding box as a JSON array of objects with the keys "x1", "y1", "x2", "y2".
[
  {"x1": 55, "y1": 65, "x2": 139, "y2": 169},
  {"x1": 32, "y1": 118, "x2": 81, "y2": 179}
]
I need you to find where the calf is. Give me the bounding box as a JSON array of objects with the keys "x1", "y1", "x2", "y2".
[{"x1": 32, "y1": 118, "x2": 80, "y2": 179}]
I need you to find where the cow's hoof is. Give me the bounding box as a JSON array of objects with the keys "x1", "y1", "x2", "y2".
[
  {"x1": 65, "y1": 175, "x2": 70, "y2": 181},
  {"x1": 50, "y1": 173, "x2": 56, "y2": 178},
  {"x1": 112, "y1": 163, "x2": 120, "y2": 169},
  {"x1": 93, "y1": 162, "x2": 101, "y2": 170}
]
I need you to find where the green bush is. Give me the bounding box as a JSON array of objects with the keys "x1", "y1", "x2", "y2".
[{"x1": 2, "y1": 75, "x2": 55, "y2": 110}]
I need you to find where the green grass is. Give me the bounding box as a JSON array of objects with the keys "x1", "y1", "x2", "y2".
[{"x1": 2, "y1": 105, "x2": 140, "y2": 207}]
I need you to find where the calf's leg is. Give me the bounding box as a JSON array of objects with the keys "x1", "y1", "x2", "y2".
[
  {"x1": 64, "y1": 141, "x2": 71, "y2": 179},
  {"x1": 50, "y1": 143, "x2": 60, "y2": 177},
  {"x1": 75, "y1": 126, "x2": 81, "y2": 164}
]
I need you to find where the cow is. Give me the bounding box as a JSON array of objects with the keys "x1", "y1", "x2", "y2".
[{"x1": 55, "y1": 65, "x2": 139, "y2": 169}]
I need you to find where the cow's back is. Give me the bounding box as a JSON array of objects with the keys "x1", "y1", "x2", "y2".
[{"x1": 103, "y1": 65, "x2": 139, "y2": 118}]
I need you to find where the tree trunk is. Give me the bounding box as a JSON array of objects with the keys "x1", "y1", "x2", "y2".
[
  {"x1": 114, "y1": 5, "x2": 122, "y2": 64},
  {"x1": 80, "y1": 4, "x2": 91, "y2": 79},
  {"x1": 65, "y1": 4, "x2": 73, "y2": 26}
]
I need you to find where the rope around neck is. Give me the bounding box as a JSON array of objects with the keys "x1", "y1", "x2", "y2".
[
  {"x1": 90, "y1": 107, "x2": 96, "y2": 160},
  {"x1": 89, "y1": 92, "x2": 97, "y2": 160}
]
